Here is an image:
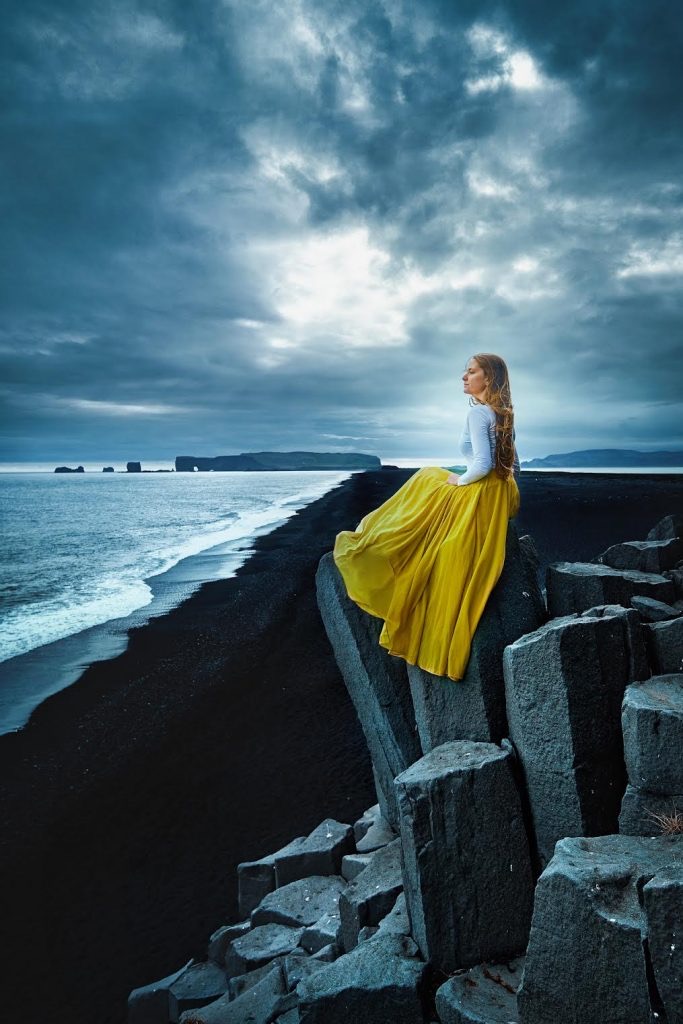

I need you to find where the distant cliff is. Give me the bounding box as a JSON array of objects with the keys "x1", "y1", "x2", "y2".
[
  {"x1": 175, "y1": 451, "x2": 382, "y2": 472},
  {"x1": 523, "y1": 449, "x2": 683, "y2": 468}
]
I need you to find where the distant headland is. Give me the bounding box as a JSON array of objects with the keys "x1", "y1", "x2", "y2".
[
  {"x1": 175, "y1": 452, "x2": 382, "y2": 472},
  {"x1": 522, "y1": 449, "x2": 683, "y2": 469},
  {"x1": 53, "y1": 452, "x2": 382, "y2": 473}
]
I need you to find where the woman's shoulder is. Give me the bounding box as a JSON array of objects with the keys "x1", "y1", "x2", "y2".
[{"x1": 467, "y1": 401, "x2": 496, "y2": 421}]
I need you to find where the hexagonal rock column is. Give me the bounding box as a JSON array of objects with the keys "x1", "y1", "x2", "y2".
[
  {"x1": 546, "y1": 561, "x2": 675, "y2": 617},
  {"x1": 296, "y1": 932, "x2": 428, "y2": 1024},
  {"x1": 517, "y1": 834, "x2": 683, "y2": 1024},
  {"x1": 407, "y1": 523, "x2": 547, "y2": 754},
  {"x1": 619, "y1": 673, "x2": 683, "y2": 836},
  {"x1": 435, "y1": 956, "x2": 525, "y2": 1024},
  {"x1": 393, "y1": 740, "x2": 533, "y2": 974},
  {"x1": 503, "y1": 608, "x2": 645, "y2": 868},
  {"x1": 315, "y1": 552, "x2": 422, "y2": 829},
  {"x1": 642, "y1": 863, "x2": 683, "y2": 1022},
  {"x1": 595, "y1": 537, "x2": 683, "y2": 573},
  {"x1": 645, "y1": 616, "x2": 683, "y2": 675}
]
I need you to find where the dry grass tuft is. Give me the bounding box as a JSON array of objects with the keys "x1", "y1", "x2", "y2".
[{"x1": 644, "y1": 803, "x2": 683, "y2": 835}]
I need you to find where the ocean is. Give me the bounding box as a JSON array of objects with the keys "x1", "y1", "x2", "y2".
[{"x1": 0, "y1": 469, "x2": 352, "y2": 734}]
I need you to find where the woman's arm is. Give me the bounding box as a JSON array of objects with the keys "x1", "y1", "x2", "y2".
[{"x1": 457, "y1": 405, "x2": 494, "y2": 485}]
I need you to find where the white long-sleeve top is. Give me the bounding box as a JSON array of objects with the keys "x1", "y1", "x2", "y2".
[{"x1": 457, "y1": 402, "x2": 520, "y2": 485}]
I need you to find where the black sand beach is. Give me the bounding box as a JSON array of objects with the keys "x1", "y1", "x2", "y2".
[{"x1": 2, "y1": 468, "x2": 683, "y2": 1023}]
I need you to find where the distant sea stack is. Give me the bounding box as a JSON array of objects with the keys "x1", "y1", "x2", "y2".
[
  {"x1": 54, "y1": 465, "x2": 84, "y2": 473},
  {"x1": 126, "y1": 461, "x2": 142, "y2": 473},
  {"x1": 523, "y1": 449, "x2": 683, "y2": 469},
  {"x1": 175, "y1": 452, "x2": 382, "y2": 472},
  {"x1": 103, "y1": 467, "x2": 114, "y2": 472}
]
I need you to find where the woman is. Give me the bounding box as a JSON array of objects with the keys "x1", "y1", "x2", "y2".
[{"x1": 333, "y1": 353, "x2": 520, "y2": 681}]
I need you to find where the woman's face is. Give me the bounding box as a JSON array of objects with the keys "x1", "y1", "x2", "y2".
[{"x1": 462, "y1": 358, "x2": 488, "y2": 399}]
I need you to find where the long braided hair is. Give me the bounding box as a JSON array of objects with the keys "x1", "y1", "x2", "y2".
[{"x1": 469, "y1": 352, "x2": 516, "y2": 480}]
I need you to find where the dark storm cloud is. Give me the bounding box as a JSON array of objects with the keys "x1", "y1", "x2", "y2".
[{"x1": 1, "y1": 0, "x2": 682, "y2": 464}]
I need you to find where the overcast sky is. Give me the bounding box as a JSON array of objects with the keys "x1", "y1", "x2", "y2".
[{"x1": 1, "y1": 0, "x2": 682, "y2": 466}]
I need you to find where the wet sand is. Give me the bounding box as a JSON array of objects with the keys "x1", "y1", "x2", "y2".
[{"x1": 1, "y1": 468, "x2": 682, "y2": 1023}]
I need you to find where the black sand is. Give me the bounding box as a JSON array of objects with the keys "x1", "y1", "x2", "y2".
[{"x1": 1, "y1": 468, "x2": 683, "y2": 1023}]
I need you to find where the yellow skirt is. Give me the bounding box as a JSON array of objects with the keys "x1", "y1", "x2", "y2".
[{"x1": 333, "y1": 467, "x2": 520, "y2": 681}]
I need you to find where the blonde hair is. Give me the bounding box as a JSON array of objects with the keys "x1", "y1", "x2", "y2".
[{"x1": 468, "y1": 353, "x2": 516, "y2": 480}]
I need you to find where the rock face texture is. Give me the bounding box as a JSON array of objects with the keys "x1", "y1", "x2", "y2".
[
  {"x1": 407, "y1": 524, "x2": 547, "y2": 753},
  {"x1": 517, "y1": 834, "x2": 683, "y2": 1024},
  {"x1": 394, "y1": 740, "x2": 533, "y2": 973},
  {"x1": 315, "y1": 552, "x2": 422, "y2": 829},
  {"x1": 546, "y1": 561, "x2": 676, "y2": 617},
  {"x1": 129, "y1": 511, "x2": 683, "y2": 1024},
  {"x1": 503, "y1": 605, "x2": 648, "y2": 867}
]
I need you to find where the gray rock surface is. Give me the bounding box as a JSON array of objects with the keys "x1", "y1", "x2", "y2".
[
  {"x1": 207, "y1": 921, "x2": 250, "y2": 966},
  {"x1": 274, "y1": 819, "x2": 355, "y2": 886},
  {"x1": 648, "y1": 513, "x2": 683, "y2": 541},
  {"x1": 622, "y1": 674, "x2": 683, "y2": 793},
  {"x1": 237, "y1": 852, "x2": 278, "y2": 919},
  {"x1": 251, "y1": 875, "x2": 346, "y2": 930},
  {"x1": 435, "y1": 956, "x2": 524, "y2": 1024},
  {"x1": 296, "y1": 932, "x2": 427, "y2": 1024},
  {"x1": 579, "y1": 603, "x2": 650, "y2": 681},
  {"x1": 407, "y1": 523, "x2": 546, "y2": 753},
  {"x1": 355, "y1": 814, "x2": 397, "y2": 853},
  {"x1": 596, "y1": 538, "x2": 683, "y2": 573},
  {"x1": 642, "y1": 863, "x2": 683, "y2": 1023},
  {"x1": 376, "y1": 891, "x2": 411, "y2": 937},
  {"x1": 353, "y1": 803, "x2": 379, "y2": 843},
  {"x1": 226, "y1": 923, "x2": 305, "y2": 977},
  {"x1": 338, "y1": 837, "x2": 404, "y2": 951},
  {"x1": 394, "y1": 741, "x2": 533, "y2": 973},
  {"x1": 517, "y1": 834, "x2": 683, "y2": 1024},
  {"x1": 666, "y1": 568, "x2": 683, "y2": 600},
  {"x1": 127, "y1": 959, "x2": 192, "y2": 1024},
  {"x1": 315, "y1": 553, "x2": 422, "y2": 829},
  {"x1": 282, "y1": 951, "x2": 329, "y2": 991},
  {"x1": 179, "y1": 962, "x2": 289, "y2": 1024},
  {"x1": 300, "y1": 910, "x2": 342, "y2": 953},
  {"x1": 619, "y1": 784, "x2": 683, "y2": 836},
  {"x1": 646, "y1": 615, "x2": 683, "y2": 674},
  {"x1": 169, "y1": 962, "x2": 229, "y2": 1017},
  {"x1": 631, "y1": 595, "x2": 683, "y2": 622},
  {"x1": 546, "y1": 561, "x2": 675, "y2": 617},
  {"x1": 504, "y1": 611, "x2": 641, "y2": 866},
  {"x1": 341, "y1": 852, "x2": 373, "y2": 881}
]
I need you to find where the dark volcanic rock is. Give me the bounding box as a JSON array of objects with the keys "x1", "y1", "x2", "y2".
[
  {"x1": 338, "y1": 837, "x2": 403, "y2": 952},
  {"x1": 315, "y1": 553, "x2": 421, "y2": 829},
  {"x1": 407, "y1": 522, "x2": 547, "y2": 752},
  {"x1": 645, "y1": 616, "x2": 683, "y2": 674},
  {"x1": 435, "y1": 956, "x2": 524, "y2": 1024},
  {"x1": 503, "y1": 608, "x2": 645, "y2": 867},
  {"x1": 250, "y1": 875, "x2": 346, "y2": 929},
  {"x1": 648, "y1": 513, "x2": 683, "y2": 541},
  {"x1": 595, "y1": 538, "x2": 683, "y2": 573},
  {"x1": 517, "y1": 834, "x2": 683, "y2": 1024},
  {"x1": 622, "y1": 674, "x2": 683, "y2": 794},
  {"x1": 273, "y1": 818, "x2": 355, "y2": 886},
  {"x1": 296, "y1": 932, "x2": 428, "y2": 1024},
  {"x1": 126, "y1": 461, "x2": 141, "y2": 472},
  {"x1": 619, "y1": 784, "x2": 683, "y2": 836},
  {"x1": 546, "y1": 561, "x2": 675, "y2": 616},
  {"x1": 642, "y1": 863, "x2": 683, "y2": 1022},
  {"x1": 394, "y1": 740, "x2": 533, "y2": 973}
]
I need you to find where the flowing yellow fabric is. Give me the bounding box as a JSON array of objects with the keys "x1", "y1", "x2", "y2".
[{"x1": 333, "y1": 466, "x2": 520, "y2": 681}]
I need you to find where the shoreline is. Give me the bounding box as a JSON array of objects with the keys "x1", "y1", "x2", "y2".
[
  {"x1": 1, "y1": 468, "x2": 683, "y2": 1023},
  {"x1": 0, "y1": 471, "x2": 353, "y2": 735}
]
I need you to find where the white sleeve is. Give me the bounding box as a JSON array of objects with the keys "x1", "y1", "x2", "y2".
[{"x1": 458, "y1": 406, "x2": 494, "y2": 485}]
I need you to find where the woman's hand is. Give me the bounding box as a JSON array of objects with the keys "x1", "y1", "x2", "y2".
[{"x1": 446, "y1": 472, "x2": 460, "y2": 486}]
